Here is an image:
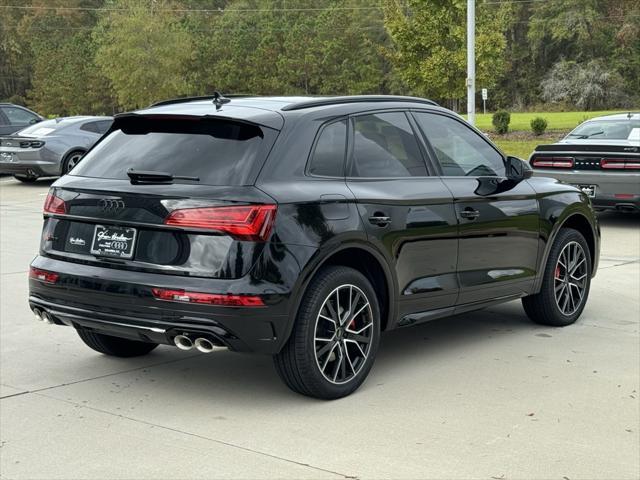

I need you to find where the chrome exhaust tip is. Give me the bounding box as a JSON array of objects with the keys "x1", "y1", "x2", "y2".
[
  {"x1": 33, "y1": 308, "x2": 43, "y2": 321},
  {"x1": 173, "y1": 334, "x2": 193, "y2": 351},
  {"x1": 194, "y1": 337, "x2": 215, "y2": 353},
  {"x1": 41, "y1": 311, "x2": 54, "y2": 324}
]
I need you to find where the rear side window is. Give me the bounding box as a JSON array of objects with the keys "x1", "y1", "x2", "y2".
[
  {"x1": 96, "y1": 120, "x2": 113, "y2": 134},
  {"x1": 308, "y1": 120, "x2": 347, "y2": 177},
  {"x1": 349, "y1": 112, "x2": 426, "y2": 178},
  {"x1": 80, "y1": 121, "x2": 99, "y2": 134},
  {"x1": 70, "y1": 116, "x2": 276, "y2": 186}
]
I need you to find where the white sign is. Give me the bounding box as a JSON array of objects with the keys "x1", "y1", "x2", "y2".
[{"x1": 481, "y1": 88, "x2": 488, "y2": 100}]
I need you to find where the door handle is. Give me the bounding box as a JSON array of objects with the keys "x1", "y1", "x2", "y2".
[
  {"x1": 368, "y1": 215, "x2": 391, "y2": 227},
  {"x1": 460, "y1": 208, "x2": 480, "y2": 220}
]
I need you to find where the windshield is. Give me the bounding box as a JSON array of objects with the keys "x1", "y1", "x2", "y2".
[
  {"x1": 567, "y1": 119, "x2": 640, "y2": 140},
  {"x1": 70, "y1": 116, "x2": 276, "y2": 186}
]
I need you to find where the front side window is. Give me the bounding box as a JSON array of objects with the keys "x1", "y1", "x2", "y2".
[
  {"x1": 308, "y1": 120, "x2": 347, "y2": 177},
  {"x1": 2, "y1": 106, "x2": 38, "y2": 125},
  {"x1": 350, "y1": 112, "x2": 427, "y2": 178},
  {"x1": 414, "y1": 112, "x2": 505, "y2": 177}
]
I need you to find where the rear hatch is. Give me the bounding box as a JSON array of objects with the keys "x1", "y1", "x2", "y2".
[{"x1": 41, "y1": 114, "x2": 279, "y2": 279}]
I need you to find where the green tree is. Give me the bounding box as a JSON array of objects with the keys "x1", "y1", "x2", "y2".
[
  {"x1": 383, "y1": 0, "x2": 509, "y2": 108},
  {"x1": 195, "y1": 0, "x2": 388, "y2": 95},
  {"x1": 0, "y1": 0, "x2": 32, "y2": 103},
  {"x1": 2, "y1": 0, "x2": 114, "y2": 115},
  {"x1": 93, "y1": 0, "x2": 194, "y2": 109}
]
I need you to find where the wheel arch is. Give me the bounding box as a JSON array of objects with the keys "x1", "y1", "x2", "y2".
[
  {"x1": 534, "y1": 207, "x2": 599, "y2": 292},
  {"x1": 282, "y1": 242, "x2": 397, "y2": 351},
  {"x1": 61, "y1": 148, "x2": 87, "y2": 174}
]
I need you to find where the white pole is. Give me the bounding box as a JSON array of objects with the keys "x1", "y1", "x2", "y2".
[{"x1": 466, "y1": 0, "x2": 475, "y2": 125}]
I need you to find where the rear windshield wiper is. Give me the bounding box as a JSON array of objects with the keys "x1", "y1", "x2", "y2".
[
  {"x1": 127, "y1": 169, "x2": 200, "y2": 184},
  {"x1": 577, "y1": 131, "x2": 604, "y2": 139}
]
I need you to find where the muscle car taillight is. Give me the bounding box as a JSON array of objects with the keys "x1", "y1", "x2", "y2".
[
  {"x1": 531, "y1": 156, "x2": 575, "y2": 168},
  {"x1": 600, "y1": 158, "x2": 640, "y2": 170},
  {"x1": 19, "y1": 140, "x2": 45, "y2": 148}
]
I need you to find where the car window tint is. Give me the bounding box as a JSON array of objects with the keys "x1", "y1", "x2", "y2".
[
  {"x1": 2, "y1": 106, "x2": 37, "y2": 125},
  {"x1": 350, "y1": 112, "x2": 426, "y2": 177},
  {"x1": 309, "y1": 120, "x2": 347, "y2": 177},
  {"x1": 80, "y1": 122, "x2": 99, "y2": 134},
  {"x1": 414, "y1": 112, "x2": 505, "y2": 177},
  {"x1": 96, "y1": 120, "x2": 113, "y2": 134},
  {"x1": 567, "y1": 120, "x2": 640, "y2": 140},
  {"x1": 70, "y1": 117, "x2": 275, "y2": 186}
]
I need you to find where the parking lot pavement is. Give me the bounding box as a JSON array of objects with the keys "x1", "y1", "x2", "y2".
[{"x1": 1, "y1": 177, "x2": 638, "y2": 480}]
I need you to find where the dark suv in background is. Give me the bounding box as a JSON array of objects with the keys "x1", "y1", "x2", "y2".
[
  {"x1": 0, "y1": 103, "x2": 43, "y2": 135},
  {"x1": 29, "y1": 95, "x2": 600, "y2": 399}
]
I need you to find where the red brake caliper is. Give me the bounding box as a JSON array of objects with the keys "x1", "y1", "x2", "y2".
[{"x1": 555, "y1": 265, "x2": 561, "y2": 279}]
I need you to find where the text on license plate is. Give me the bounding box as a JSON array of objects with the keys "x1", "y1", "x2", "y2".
[
  {"x1": 90, "y1": 225, "x2": 137, "y2": 259},
  {"x1": 576, "y1": 184, "x2": 596, "y2": 198}
]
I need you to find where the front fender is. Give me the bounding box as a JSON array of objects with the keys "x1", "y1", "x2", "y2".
[{"x1": 532, "y1": 184, "x2": 600, "y2": 292}]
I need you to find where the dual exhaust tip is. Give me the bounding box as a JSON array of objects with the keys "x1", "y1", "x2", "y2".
[
  {"x1": 173, "y1": 334, "x2": 216, "y2": 353},
  {"x1": 33, "y1": 308, "x2": 55, "y2": 325}
]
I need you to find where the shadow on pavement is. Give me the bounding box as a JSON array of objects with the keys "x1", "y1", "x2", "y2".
[{"x1": 105, "y1": 304, "x2": 535, "y2": 403}]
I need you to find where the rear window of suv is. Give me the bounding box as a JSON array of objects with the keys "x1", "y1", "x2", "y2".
[{"x1": 70, "y1": 116, "x2": 277, "y2": 186}]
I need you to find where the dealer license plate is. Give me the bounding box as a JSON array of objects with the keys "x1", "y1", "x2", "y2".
[{"x1": 90, "y1": 225, "x2": 137, "y2": 259}]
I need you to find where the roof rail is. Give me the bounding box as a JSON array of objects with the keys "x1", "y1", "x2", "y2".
[
  {"x1": 150, "y1": 93, "x2": 253, "y2": 108},
  {"x1": 281, "y1": 95, "x2": 439, "y2": 111}
]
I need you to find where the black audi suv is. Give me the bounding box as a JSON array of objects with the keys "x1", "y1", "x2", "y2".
[{"x1": 29, "y1": 95, "x2": 600, "y2": 399}]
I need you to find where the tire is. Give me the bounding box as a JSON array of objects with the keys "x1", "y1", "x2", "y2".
[
  {"x1": 274, "y1": 266, "x2": 381, "y2": 399},
  {"x1": 62, "y1": 150, "x2": 85, "y2": 175},
  {"x1": 77, "y1": 328, "x2": 158, "y2": 357},
  {"x1": 13, "y1": 174, "x2": 38, "y2": 183},
  {"x1": 523, "y1": 228, "x2": 592, "y2": 326}
]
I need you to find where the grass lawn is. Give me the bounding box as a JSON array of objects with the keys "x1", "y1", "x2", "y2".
[
  {"x1": 470, "y1": 110, "x2": 628, "y2": 132},
  {"x1": 493, "y1": 139, "x2": 541, "y2": 159}
]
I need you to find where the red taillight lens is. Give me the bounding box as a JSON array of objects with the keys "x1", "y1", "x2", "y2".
[
  {"x1": 164, "y1": 204, "x2": 277, "y2": 241},
  {"x1": 29, "y1": 267, "x2": 59, "y2": 284},
  {"x1": 43, "y1": 193, "x2": 67, "y2": 215},
  {"x1": 531, "y1": 156, "x2": 575, "y2": 168},
  {"x1": 151, "y1": 288, "x2": 264, "y2": 307},
  {"x1": 600, "y1": 158, "x2": 640, "y2": 170}
]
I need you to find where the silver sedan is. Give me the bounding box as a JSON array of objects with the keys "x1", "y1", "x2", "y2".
[{"x1": 0, "y1": 116, "x2": 112, "y2": 183}]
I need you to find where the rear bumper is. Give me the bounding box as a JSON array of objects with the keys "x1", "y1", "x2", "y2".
[
  {"x1": 28, "y1": 255, "x2": 298, "y2": 354},
  {"x1": 532, "y1": 170, "x2": 640, "y2": 211},
  {"x1": 0, "y1": 157, "x2": 60, "y2": 177}
]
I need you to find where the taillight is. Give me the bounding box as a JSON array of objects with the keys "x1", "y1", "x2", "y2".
[
  {"x1": 151, "y1": 288, "x2": 264, "y2": 307},
  {"x1": 43, "y1": 193, "x2": 67, "y2": 215},
  {"x1": 164, "y1": 204, "x2": 277, "y2": 241},
  {"x1": 531, "y1": 156, "x2": 575, "y2": 168},
  {"x1": 600, "y1": 158, "x2": 640, "y2": 170},
  {"x1": 29, "y1": 267, "x2": 59, "y2": 284},
  {"x1": 19, "y1": 140, "x2": 45, "y2": 148}
]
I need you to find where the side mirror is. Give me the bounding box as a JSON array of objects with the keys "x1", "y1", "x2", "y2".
[
  {"x1": 29, "y1": 118, "x2": 40, "y2": 125},
  {"x1": 474, "y1": 157, "x2": 533, "y2": 196},
  {"x1": 505, "y1": 156, "x2": 533, "y2": 181}
]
